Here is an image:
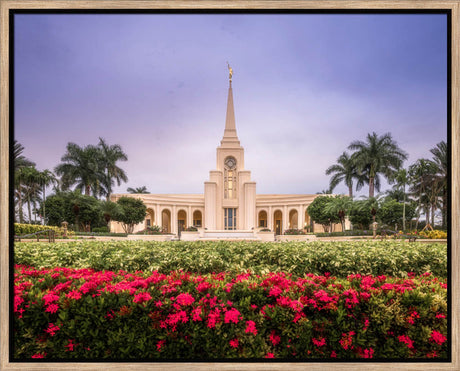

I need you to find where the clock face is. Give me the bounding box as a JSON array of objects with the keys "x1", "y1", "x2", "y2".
[{"x1": 225, "y1": 157, "x2": 236, "y2": 169}]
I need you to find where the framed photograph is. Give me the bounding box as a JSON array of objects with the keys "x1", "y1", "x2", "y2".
[{"x1": 1, "y1": 1, "x2": 458, "y2": 370}]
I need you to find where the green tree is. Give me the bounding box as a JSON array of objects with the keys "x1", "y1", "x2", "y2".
[
  {"x1": 36, "y1": 169, "x2": 57, "y2": 225},
  {"x1": 325, "y1": 152, "x2": 365, "y2": 198},
  {"x1": 14, "y1": 140, "x2": 35, "y2": 171},
  {"x1": 389, "y1": 168, "x2": 410, "y2": 230},
  {"x1": 408, "y1": 159, "x2": 438, "y2": 229},
  {"x1": 307, "y1": 196, "x2": 340, "y2": 232},
  {"x1": 348, "y1": 200, "x2": 373, "y2": 230},
  {"x1": 378, "y1": 198, "x2": 416, "y2": 230},
  {"x1": 112, "y1": 197, "x2": 147, "y2": 234},
  {"x1": 429, "y1": 141, "x2": 447, "y2": 228},
  {"x1": 348, "y1": 132, "x2": 408, "y2": 198},
  {"x1": 55, "y1": 143, "x2": 105, "y2": 197},
  {"x1": 99, "y1": 200, "x2": 121, "y2": 229},
  {"x1": 323, "y1": 195, "x2": 353, "y2": 232},
  {"x1": 127, "y1": 186, "x2": 149, "y2": 194},
  {"x1": 98, "y1": 137, "x2": 128, "y2": 201}
]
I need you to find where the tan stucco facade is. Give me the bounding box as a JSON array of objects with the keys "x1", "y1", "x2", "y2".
[{"x1": 110, "y1": 79, "x2": 343, "y2": 237}]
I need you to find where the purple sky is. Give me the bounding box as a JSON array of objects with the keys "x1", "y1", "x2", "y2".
[{"x1": 15, "y1": 13, "x2": 447, "y2": 196}]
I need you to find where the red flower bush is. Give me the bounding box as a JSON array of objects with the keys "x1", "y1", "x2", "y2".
[{"x1": 13, "y1": 265, "x2": 448, "y2": 360}]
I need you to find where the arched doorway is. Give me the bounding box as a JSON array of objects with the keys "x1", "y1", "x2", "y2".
[
  {"x1": 193, "y1": 210, "x2": 202, "y2": 227},
  {"x1": 274, "y1": 210, "x2": 283, "y2": 235},
  {"x1": 289, "y1": 209, "x2": 298, "y2": 229},
  {"x1": 161, "y1": 209, "x2": 171, "y2": 233},
  {"x1": 258, "y1": 210, "x2": 267, "y2": 228},
  {"x1": 145, "y1": 208, "x2": 155, "y2": 229},
  {"x1": 177, "y1": 210, "x2": 187, "y2": 235}
]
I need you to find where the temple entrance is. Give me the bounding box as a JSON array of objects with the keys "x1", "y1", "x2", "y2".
[
  {"x1": 145, "y1": 208, "x2": 155, "y2": 229},
  {"x1": 177, "y1": 210, "x2": 186, "y2": 237},
  {"x1": 224, "y1": 208, "x2": 237, "y2": 230},
  {"x1": 258, "y1": 210, "x2": 267, "y2": 228},
  {"x1": 274, "y1": 210, "x2": 282, "y2": 235},
  {"x1": 193, "y1": 210, "x2": 202, "y2": 227},
  {"x1": 289, "y1": 209, "x2": 298, "y2": 229},
  {"x1": 161, "y1": 209, "x2": 171, "y2": 233}
]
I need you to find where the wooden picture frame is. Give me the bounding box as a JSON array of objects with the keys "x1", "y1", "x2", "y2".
[{"x1": 1, "y1": 1, "x2": 458, "y2": 370}]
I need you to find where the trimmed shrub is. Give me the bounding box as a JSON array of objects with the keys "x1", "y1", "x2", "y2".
[
  {"x1": 14, "y1": 241, "x2": 447, "y2": 278},
  {"x1": 13, "y1": 265, "x2": 447, "y2": 360},
  {"x1": 283, "y1": 229, "x2": 306, "y2": 235},
  {"x1": 14, "y1": 223, "x2": 74, "y2": 238}
]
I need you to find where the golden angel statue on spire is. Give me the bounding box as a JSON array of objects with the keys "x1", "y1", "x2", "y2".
[{"x1": 227, "y1": 61, "x2": 233, "y2": 81}]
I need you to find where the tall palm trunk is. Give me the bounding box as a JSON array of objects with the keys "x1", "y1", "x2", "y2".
[
  {"x1": 348, "y1": 186, "x2": 353, "y2": 199},
  {"x1": 85, "y1": 184, "x2": 91, "y2": 196},
  {"x1": 26, "y1": 192, "x2": 32, "y2": 223},
  {"x1": 17, "y1": 189, "x2": 24, "y2": 223},
  {"x1": 42, "y1": 185, "x2": 46, "y2": 225},
  {"x1": 369, "y1": 177, "x2": 375, "y2": 198}
]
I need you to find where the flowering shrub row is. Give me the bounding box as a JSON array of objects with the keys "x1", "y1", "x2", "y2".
[
  {"x1": 14, "y1": 223, "x2": 74, "y2": 238},
  {"x1": 14, "y1": 240, "x2": 447, "y2": 278},
  {"x1": 418, "y1": 230, "x2": 448, "y2": 239},
  {"x1": 14, "y1": 265, "x2": 447, "y2": 360}
]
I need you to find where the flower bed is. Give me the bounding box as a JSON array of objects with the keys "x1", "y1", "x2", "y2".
[
  {"x1": 14, "y1": 223, "x2": 74, "y2": 238},
  {"x1": 14, "y1": 240, "x2": 448, "y2": 278},
  {"x1": 14, "y1": 265, "x2": 447, "y2": 360}
]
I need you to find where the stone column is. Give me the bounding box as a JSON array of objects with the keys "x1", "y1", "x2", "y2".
[
  {"x1": 298, "y1": 204, "x2": 303, "y2": 230},
  {"x1": 283, "y1": 205, "x2": 288, "y2": 233},
  {"x1": 188, "y1": 205, "x2": 192, "y2": 228},
  {"x1": 268, "y1": 206, "x2": 273, "y2": 231},
  {"x1": 172, "y1": 205, "x2": 177, "y2": 235}
]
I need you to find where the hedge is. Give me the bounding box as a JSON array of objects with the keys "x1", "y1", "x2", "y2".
[
  {"x1": 13, "y1": 265, "x2": 447, "y2": 360},
  {"x1": 14, "y1": 223, "x2": 74, "y2": 238},
  {"x1": 14, "y1": 240, "x2": 447, "y2": 278}
]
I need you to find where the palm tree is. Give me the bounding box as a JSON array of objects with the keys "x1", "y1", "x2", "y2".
[
  {"x1": 37, "y1": 169, "x2": 57, "y2": 225},
  {"x1": 99, "y1": 200, "x2": 121, "y2": 230},
  {"x1": 98, "y1": 138, "x2": 128, "y2": 201},
  {"x1": 127, "y1": 186, "x2": 149, "y2": 194},
  {"x1": 348, "y1": 132, "x2": 408, "y2": 198},
  {"x1": 429, "y1": 141, "x2": 447, "y2": 228},
  {"x1": 323, "y1": 195, "x2": 353, "y2": 232},
  {"x1": 326, "y1": 152, "x2": 365, "y2": 198},
  {"x1": 14, "y1": 140, "x2": 35, "y2": 171},
  {"x1": 55, "y1": 143, "x2": 105, "y2": 197},
  {"x1": 21, "y1": 166, "x2": 41, "y2": 223},
  {"x1": 389, "y1": 168, "x2": 409, "y2": 230},
  {"x1": 408, "y1": 159, "x2": 438, "y2": 229}
]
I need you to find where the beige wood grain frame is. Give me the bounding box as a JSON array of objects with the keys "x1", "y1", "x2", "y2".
[{"x1": 0, "y1": 1, "x2": 458, "y2": 370}]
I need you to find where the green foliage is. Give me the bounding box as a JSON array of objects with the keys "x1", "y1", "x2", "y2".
[
  {"x1": 42, "y1": 191, "x2": 104, "y2": 230},
  {"x1": 13, "y1": 266, "x2": 448, "y2": 360},
  {"x1": 14, "y1": 223, "x2": 74, "y2": 238},
  {"x1": 112, "y1": 197, "x2": 147, "y2": 234},
  {"x1": 348, "y1": 200, "x2": 373, "y2": 229},
  {"x1": 92, "y1": 226, "x2": 109, "y2": 233},
  {"x1": 307, "y1": 196, "x2": 340, "y2": 230},
  {"x1": 378, "y1": 199, "x2": 416, "y2": 229},
  {"x1": 14, "y1": 240, "x2": 447, "y2": 278}
]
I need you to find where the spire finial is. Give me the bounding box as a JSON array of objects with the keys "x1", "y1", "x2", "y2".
[{"x1": 227, "y1": 61, "x2": 233, "y2": 82}]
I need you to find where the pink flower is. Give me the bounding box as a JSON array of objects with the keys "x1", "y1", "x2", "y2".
[
  {"x1": 191, "y1": 307, "x2": 202, "y2": 322},
  {"x1": 133, "y1": 292, "x2": 152, "y2": 304},
  {"x1": 66, "y1": 290, "x2": 82, "y2": 300},
  {"x1": 229, "y1": 338, "x2": 239, "y2": 348},
  {"x1": 42, "y1": 292, "x2": 60, "y2": 306},
  {"x1": 430, "y1": 330, "x2": 447, "y2": 345},
  {"x1": 31, "y1": 352, "x2": 46, "y2": 358},
  {"x1": 45, "y1": 303, "x2": 59, "y2": 313},
  {"x1": 269, "y1": 330, "x2": 281, "y2": 346},
  {"x1": 245, "y1": 320, "x2": 257, "y2": 336},
  {"x1": 312, "y1": 337, "x2": 326, "y2": 347},
  {"x1": 435, "y1": 313, "x2": 446, "y2": 319},
  {"x1": 45, "y1": 323, "x2": 60, "y2": 336},
  {"x1": 265, "y1": 352, "x2": 275, "y2": 358},
  {"x1": 398, "y1": 335, "x2": 414, "y2": 349},
  {"x1": 224, "y1": 308, "x2": 241, "y2": 324},
  {"x1": 362, "y1": 348, "x2": 374, "y2": 358},
  {"x1": 157, "y1": 339, "x2": 166, "y2": 351},
  {"x1": 175, "y1": 293, "x2": 195, "y2": 306},
  {"x1": 196, "y1": 281, "x2": 212, "y2": 293},
  {"x1": 330, "y1": 351, "x2": 337, "y2": 358},
  {"x1": 155, "y1": 300, "x2": 163, "y2": 307},
  {"x1": 268, "y1": 286, "x2": 283, "y2": 297},
  {"x1": 65, "y1": 339, "x2": 76, "y2": 352}
]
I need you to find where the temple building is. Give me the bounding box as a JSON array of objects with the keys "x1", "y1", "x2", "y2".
[{"x1": 111, "y1": 70, "x2": 330, "y2": 240}]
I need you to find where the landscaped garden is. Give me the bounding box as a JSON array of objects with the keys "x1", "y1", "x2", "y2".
[{"x1": 13, "y1": 240, "x2": 448, "y2": 360}]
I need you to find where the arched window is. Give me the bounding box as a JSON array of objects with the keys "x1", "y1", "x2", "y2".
[
  {"x1": 224, "y1": 156, "x2": 237, "y2": 199},
  {"x1": 258, "y1": 210, "x2": 267, "y2": 228}
]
